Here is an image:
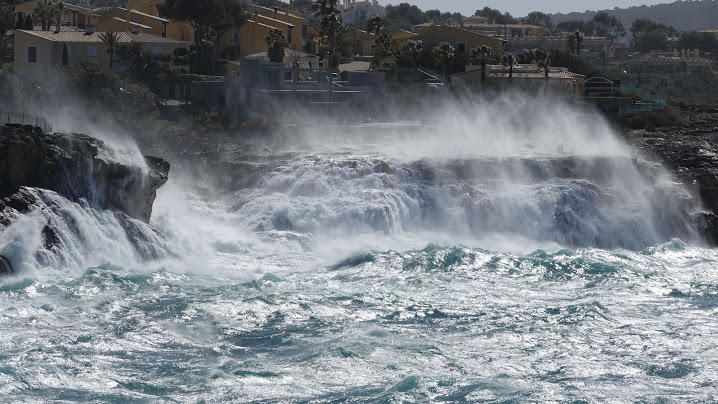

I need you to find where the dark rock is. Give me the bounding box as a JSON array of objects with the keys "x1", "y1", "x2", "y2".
[
  {"x1": 625, "y1": 105, "x2": 718, "y2": 245},
  {"x1": 0, "y1": 125, "x2": 169, "y2": 222}
]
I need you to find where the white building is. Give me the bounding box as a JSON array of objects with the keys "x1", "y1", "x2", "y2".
[{"x1": 341, "y1": 0, "x2": 386, "y2": 24}]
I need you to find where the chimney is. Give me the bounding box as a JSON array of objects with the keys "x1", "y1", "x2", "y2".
[
  {"x1": 274, "y1": 7, "x2": 278, "y2": 17},
  {"x1": 85, "y1": 25, "x2": 95, "y2": 34}
]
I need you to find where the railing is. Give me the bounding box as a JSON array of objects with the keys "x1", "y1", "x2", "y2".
[
  {"x1": 617, "y1": 82, "x2": 669, "y2": 114},
  {"x1": 0, "y1": 111, "x2": 53, "y2": 133}
]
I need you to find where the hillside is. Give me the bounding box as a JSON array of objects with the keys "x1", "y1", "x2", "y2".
[{"x1": 550, "y1": 0, "x2": 718, "y2": 32}]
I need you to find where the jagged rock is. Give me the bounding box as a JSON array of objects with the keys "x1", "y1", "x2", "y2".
[
  {"x1": 626, "y1": 106, "x2": 718, "y2": 245},
  {"x1": 0, "y1": 124, "x2": 169, "y2": 222}
]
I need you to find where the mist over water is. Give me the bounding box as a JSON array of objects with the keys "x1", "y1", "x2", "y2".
[{"x1": 2, "y1": 94, "x2": 717, "y2": 401}]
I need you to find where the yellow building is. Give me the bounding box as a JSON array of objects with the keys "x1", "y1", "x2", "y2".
[
  {"x1": 95, "y1": 17, "x2": 154, "y2": 35},
  {"x1": 343, "y1": 28, "x2": 375, "y2": 56},
  {"x1": 126, "y1": 0, "x2": 307, "y2": 53},
  {"x1": 405, "y1": 26, "x2": 505, "y2": 61},
  {"x1": 391, "y1": 29, "x2": 418, "y2": 42},
  {"x1": 14, "y1": 29, "x2": 190, "y2": 75},
  {"x1": 126, "y1": 0, "x2": 194, "y2": 42},
  {"x1": 97, "y1": 8, "x2": 171, "y2": 38},
  {"x1": 246, "y1": 3, "x2": 307, "y2": 42}
]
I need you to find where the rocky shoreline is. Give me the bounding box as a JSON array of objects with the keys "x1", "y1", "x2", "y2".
[
  {"x1": 0, "y1": 124, "x2": 169, "y2": 222},
  {"x1": 0, "y1": 125, "x2": 171, "y2": 273},
  {"x1": 624, "y1": 105, "x2": 718, "y2": 244}
]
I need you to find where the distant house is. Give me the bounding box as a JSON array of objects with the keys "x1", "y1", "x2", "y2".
[
  {"x1": 451, "y1": 65, "x2": 585, "y2": 98},
  {"x1": 14, "y1": 29, "x2": 190, "y2": 74},
  {"x1": 401, "y1": 26, "x2": 505, "y2": 74},
  {"x1": 340, "y1": 0, "x2": 386, "y2": 24},
  {"x1": 125, "y1": 0, "x2": 309, "y2": 60},
  {"x1": 97, "y1": 8, "x2": 171, "y2": 38}
]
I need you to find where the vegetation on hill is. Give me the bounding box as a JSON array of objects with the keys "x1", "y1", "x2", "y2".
[{"x1": 550, "y1": 0, "x2": 718, "y2": 33}]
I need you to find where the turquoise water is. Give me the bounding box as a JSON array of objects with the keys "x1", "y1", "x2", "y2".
[
  {"x1": 1, "y1": 100, "x2": 716, "y2": 401},
  {"x1": 1, "y1": 241, "x2": 717, "y2": 401}
]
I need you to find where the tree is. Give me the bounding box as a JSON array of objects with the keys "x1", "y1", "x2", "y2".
[
  {"x1": 592, "y1": 12, "x2": 625, "y2": 39},
  {"x1": 574, "y1": 31, "x2": 584, "y2": 59},
  {"x1": 525, "y1": 11, "x2": 552, "y2": 29},
  {"x1": 54, "y1": 1, "x2": 64, "y2": 32},
  {"x1": 99, "y1": 31, "x2": 121, "y2": 68},
  {"x1": 567, "y1": 34, "x2": 577, "y2": 55},
  {"x1": 160, "y1": 0, "x2": 246, "y2": 73},
  {"x1": 0, "y1": 0, "x2": 14, "y2": 34},
  {"x1": 265, "y1": 28, "x2": 286, "y2": 63},
  {"x1": 432, "y1": 42, "x2": 454, "y2": 81},
  {"x1": 634, "y1": 30, "x2": 669, "y2": 52},
  {"x1": 474, "y1": 7, "x2": 515, "y2": 24},
  {"x1": 313, "y1": 0, "x2": 343, "y2": 68},
  {"x1": 630, "y1": 18, "x2": 676, "y2": 38},
  {"x1": 396, "y1": 39, "x2": 422, "y2": 70},
  {"x1": 209, "y1": 0, "x2": 246, "y2": 73},
  {"x1": 502, "y1": 54, "x2": 516, "y2": 79},
  {"x1": 367, "y1": 16, "x2": 393, "y2": 68},
  {"x1": 534, "y1": 48, "x2": 551, "y2": 80},
  {"x1": 469, "y1": 45, "x2": 492, "y2": 82},
  {"x1": 678, "y1": 31, "x2": 718, "y2": 53},
  {"x1": 557, "y1": 20, "x2": 585, "y2": 33},
  {"x1": 32, "y1": 0, "x2": 55, "y2": 31}
]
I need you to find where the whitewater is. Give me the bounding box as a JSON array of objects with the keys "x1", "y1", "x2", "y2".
[{"x1": 1, "y1": 97, "x2": 717, "y2": 401}]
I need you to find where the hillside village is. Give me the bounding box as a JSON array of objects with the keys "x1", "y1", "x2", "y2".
[{"x1": 1, "y1": 0, "x2": 717, "y2": 129}]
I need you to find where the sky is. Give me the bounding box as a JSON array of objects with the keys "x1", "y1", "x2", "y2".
[{"x1": 379, "y1": 0, "x2": 673, "y2": 17}]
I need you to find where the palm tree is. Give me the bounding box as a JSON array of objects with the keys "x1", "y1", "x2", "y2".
[
  {"x1": 567, "y1": 34, "x2": 577, "y2": 55},
  {"x1": 534, "y1": 48, "x2": 551, "y2": 80},
  {"x1": 400, "y1": 39, "x2": 423, "y2": 71},
  {"x1": 265, "y1": 28, "x2": 287, "y2": 63},
  {"x1": 432, "y1": 42, "x2": 455, "y2": 82},
  {"x1": 99, "y1": 31, "x2": 121, "y2": 69},
  {"x1": 32, "y1": 0, "x2": 55, "y2": 31},
  {"x1": 366, "y1": 15, "x2": 383, "y2": 35},
  {"x1": 54, "y1": 1, "x2": 65, "y2": 32},
  {"x1": 469, "y1": 45, "x2": 492, "y2": 82},
  {"x1": 313, "y1": 0, "x2": 342, "y2": 68},
  {"x1": 502, "y1": 54, "x2": 516, "y2": 80},
  {"x1": 574, "y1": 30, "x2": 584, "y2": 59}
]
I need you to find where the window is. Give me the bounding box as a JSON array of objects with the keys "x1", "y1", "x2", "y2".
[
  {"x1": 234, "y1": 32, "x2": 240, "y2": 43},
  {"x1": 284, "y1": 71, "x2": 293, "y2": 81},
  {"x1": 87, "y1": 46, "x2": 97, "y2": 57},
  {"x1": 287, "y1": 27, "x2": 293, "y2": 45},
  {"x1": 27, "y1": 46, "x2": 38, "y2": 63},
  {"x1": 457, "y1": 42, "x2": 467, "y2": 54}
]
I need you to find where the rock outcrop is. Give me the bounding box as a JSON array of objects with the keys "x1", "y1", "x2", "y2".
[
  {"x1": 626, "y1": 105, "x2": 718, "y2": 245},
  {"x1": 0, "y1": 124, "x2": 169, "y2": 222}
]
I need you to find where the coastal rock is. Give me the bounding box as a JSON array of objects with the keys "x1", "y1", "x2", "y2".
[
  {"x1": 0, "y1": 124, "x2": 169, "y2": 222},
  {"x1": 626, "y1": 106, "x2": 718, "y2": 245}
]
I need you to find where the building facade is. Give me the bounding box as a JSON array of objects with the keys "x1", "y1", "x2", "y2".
[{"x1": 14, "y1": 29, "x2": 190, "y2": 75}]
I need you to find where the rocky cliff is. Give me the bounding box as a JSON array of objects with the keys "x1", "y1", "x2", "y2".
[
  {"x1": 626, "y1": 106, "x2": 718, "y2": 245},
  {"x1": 0, "y1": 125, "x2": 171, "y2": 273},
  {"x1": 0, "y1": 124, "x2": 169, "y2": 222}
]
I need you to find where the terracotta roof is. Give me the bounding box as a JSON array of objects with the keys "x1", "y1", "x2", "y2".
[
  {"x1": 16, "y1": 29, "x2": 189, "y2": 45},
  {"x1": 410, "y1": 26, "x2": 504, "y2": 44}
]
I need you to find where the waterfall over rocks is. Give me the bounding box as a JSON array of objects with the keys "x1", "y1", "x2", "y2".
[{"x1": 0, "y1": 125, "x2": 171, "y2": 274}]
